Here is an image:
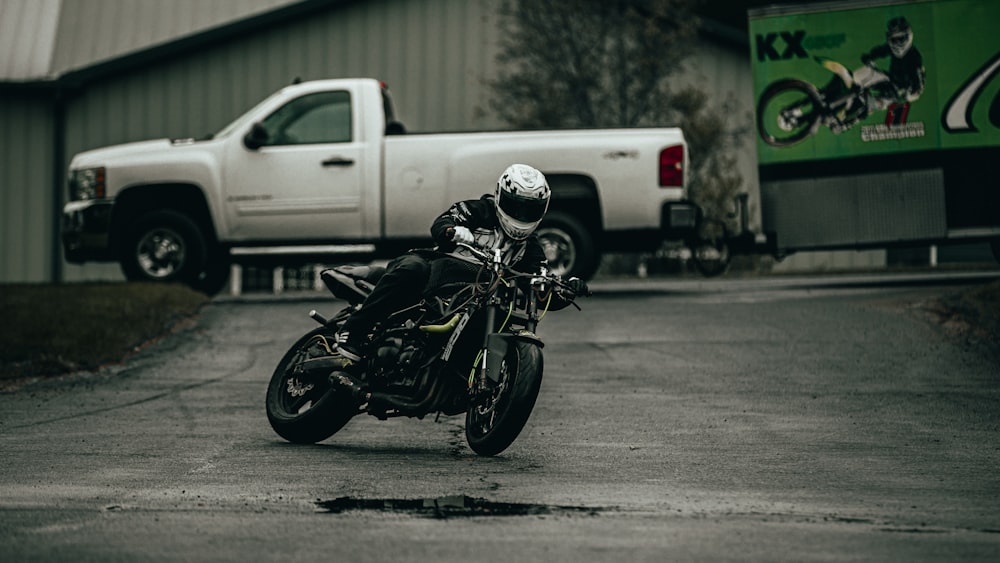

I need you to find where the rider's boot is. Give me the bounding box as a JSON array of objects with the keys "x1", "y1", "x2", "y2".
[
  {"x1": 331, "y1": 328, "x2": 370, "y2": 407},
  {"x1": 335, "y1": 330, "x2": 364, "y2": 363}
]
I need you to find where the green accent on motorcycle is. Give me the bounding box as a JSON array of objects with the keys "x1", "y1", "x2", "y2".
[{"x1": 419, "y1": 313, "x2": 462, "y2": 333}]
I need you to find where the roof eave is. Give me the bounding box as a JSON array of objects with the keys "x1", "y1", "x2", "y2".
[{"x1": 5, "y1": 0, "x2": 352, "y2": 93}]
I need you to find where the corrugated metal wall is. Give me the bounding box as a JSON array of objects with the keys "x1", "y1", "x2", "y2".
[
  {"x1": 0, "y1": 96, "x2": 55, "y2": 282},
  {"x1": 64, "y1": 0, "x2": 499, "y2": 152},
  {"x1": 0, "y1": 0, "x2": 62, "y2": 80},
  {"x1": 49, "y1": 0, "x2": 297, "y2": 75}
]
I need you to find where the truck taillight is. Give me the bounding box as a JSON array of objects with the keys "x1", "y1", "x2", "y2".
[{"x1": 659, "y1": 145, "x2": 684, "y2": 187}]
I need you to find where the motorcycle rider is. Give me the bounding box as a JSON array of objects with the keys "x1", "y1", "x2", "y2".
[
  {"x1": 334, "y1": 163, "x2": 587, "y2": 365},
  {"x1": 830, "y1": 16, "x2": 925, "y2": 132}
]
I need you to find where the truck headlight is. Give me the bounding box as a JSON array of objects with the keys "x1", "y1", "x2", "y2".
[{"x1": 69, "y1": 167, "x2": 106, "y2": 201}]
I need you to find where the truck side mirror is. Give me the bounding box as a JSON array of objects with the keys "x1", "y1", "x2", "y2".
[{"x1": 244, "y1": 123, "x2": 269, "y2": 150}]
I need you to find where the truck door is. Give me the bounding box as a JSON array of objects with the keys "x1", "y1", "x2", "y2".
[{"x1": 224, "y1": 90, "x2": 365, "y2": 242}]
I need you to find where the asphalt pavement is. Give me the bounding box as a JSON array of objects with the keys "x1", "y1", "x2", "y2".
[{"x1": 1, "y1": 270, "x2": 998, "y2": 562}]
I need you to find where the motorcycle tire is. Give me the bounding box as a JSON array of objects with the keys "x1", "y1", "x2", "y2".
[
  {"x1": 757, "y1": 78, "x2": 824, "y2": 147},
  {"x1": 266, "y1": 328, "x2": 355, "y2": 444},
  {"x1": 465, "y1": 340, "x2": 543, "y2": 456}
]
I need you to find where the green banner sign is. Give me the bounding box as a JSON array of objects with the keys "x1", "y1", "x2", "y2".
[{"x1": 749, "y1": 0, "x2": 1000, "y2": 164}]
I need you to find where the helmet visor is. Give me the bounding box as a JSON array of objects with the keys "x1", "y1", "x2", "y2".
[
  {"x1": 499, "y1": 190, "x2": 548, "y2": 223},
  {"x1": 888, "y1": 33, "x2": 909, "y2": 48}
]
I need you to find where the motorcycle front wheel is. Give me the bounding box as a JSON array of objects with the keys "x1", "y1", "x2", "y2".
[
  {"x1": 266, "y1": 327, "x2": 355, "y2": 444},
  {"x1": 465, "y1": 340, "x2": 543, "y2": 456},
  {"x1": 757, "y1": 79, "x2": 824, "y2": 147}
]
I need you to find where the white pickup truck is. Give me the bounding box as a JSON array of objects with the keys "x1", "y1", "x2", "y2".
[{"x1": 62, "y1": 78, "x2": 700, "y2": 293}]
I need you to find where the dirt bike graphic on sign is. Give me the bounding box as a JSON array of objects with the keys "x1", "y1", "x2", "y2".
[{"x1": 757, "y1": 57, "x2": 915, "y2": 147}]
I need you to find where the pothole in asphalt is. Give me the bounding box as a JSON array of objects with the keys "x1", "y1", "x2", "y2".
[{"x1": 315, "y1": 494, "x2": 607, "y2": 519}]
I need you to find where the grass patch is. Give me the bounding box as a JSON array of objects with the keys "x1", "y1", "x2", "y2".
[{"x1": 0, "y1": 282, "x2": 208, "y2": 382}]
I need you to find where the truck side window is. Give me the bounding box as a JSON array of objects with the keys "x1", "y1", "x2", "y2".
[{"x1": 260, "y1": 91, "x2": 352, "y2": 145}]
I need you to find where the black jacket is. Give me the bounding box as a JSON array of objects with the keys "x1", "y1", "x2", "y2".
[
  {"x1": 863, "y1": 44, "x2": 925, "y2": 100},
  {"x1": 430, "y1": 194, "x2": 547, "y2": 274}
]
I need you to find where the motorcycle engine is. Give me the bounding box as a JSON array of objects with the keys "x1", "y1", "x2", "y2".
[{"x1": 374, "y1": 337, "x2": 425, "y2": 392}]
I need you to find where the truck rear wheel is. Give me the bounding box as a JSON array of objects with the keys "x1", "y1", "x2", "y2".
[
  {"x1": 192, "y1": 246, "x2": 231, "y2": 296},
  {"x1": 120, "y1": 210, "x2": 207, "y2": 287},
  {"x1": 536, "y1": 211, "x2": 598, "y2": 280}
]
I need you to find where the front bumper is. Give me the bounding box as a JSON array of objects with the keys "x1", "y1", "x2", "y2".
[{"x1": 61, "y1": 199, "x2": 115, "y2": 263}]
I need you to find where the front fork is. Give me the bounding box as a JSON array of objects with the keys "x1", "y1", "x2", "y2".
[
  {"x1": 470, "y1": 305, "x2": 503, "y2": 394},
  {"x1": 470, "y1": 291, "x2": 540, "y2": 393}
]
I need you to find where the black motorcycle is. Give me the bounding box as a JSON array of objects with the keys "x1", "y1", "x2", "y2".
[{"x1": 265, "y1": 243, "x2": 588, "y2": 456}]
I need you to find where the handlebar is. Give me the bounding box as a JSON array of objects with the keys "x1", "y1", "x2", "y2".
[
  {"x1": 455, "y1": 241, "x2": 497, "y2": 264},
  {"x1": 455, "y1": 241, "x2": 590, "y2": 297}
]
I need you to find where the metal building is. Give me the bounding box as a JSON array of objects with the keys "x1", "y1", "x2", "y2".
[{"x1": 1, "y1": 0, "x2": 762, "y2": 284}]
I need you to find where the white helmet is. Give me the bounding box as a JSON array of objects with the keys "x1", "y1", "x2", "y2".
[
  {"x1": 886, "y1": 17, "x2": 913, "y2": 58},
  {"x1": 495, "y1": 164, "x2": 550, "y2": 240}
]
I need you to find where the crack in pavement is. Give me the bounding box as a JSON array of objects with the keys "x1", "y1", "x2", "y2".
[{"x1": 4, "y1": 347, "x2": 260, "y2": 430}]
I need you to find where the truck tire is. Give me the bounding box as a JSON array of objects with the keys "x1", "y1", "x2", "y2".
[
  {"x1": 192, "y1": 246, "x2": 231, "y2": 296},
  {"x1": 689, "y1": 218, "x2": 732, "y2": 277},
  {"x1": 536, "y1": 211, "x2": 598, "y2": 280},
  {"x1": 120, "y1": 210, "x2": 207, "y2": 287}
]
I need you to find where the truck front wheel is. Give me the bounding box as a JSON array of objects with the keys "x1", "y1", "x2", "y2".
[
  {"x1": 120, "y1": 210, "x2": 207, "y2": 287},
  {"x1": 536, "y1": 212, "x2": 598, "y2": 280}
]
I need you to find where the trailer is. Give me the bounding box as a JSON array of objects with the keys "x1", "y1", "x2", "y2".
[{"x1": 745, "y1": 0, "x2": 1000, "y2": 263}]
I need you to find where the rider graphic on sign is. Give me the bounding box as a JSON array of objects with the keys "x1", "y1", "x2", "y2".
[{"x1": 823, "y1": 16, "x2": 926, "y2": 132}]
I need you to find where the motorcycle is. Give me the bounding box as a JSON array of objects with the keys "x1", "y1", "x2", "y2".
[
  {"x1": 757, "y1": 58, "x2": 908, "y2": 147},
  {"x1": 264, "y1": 243, "x2": 589, "y2": 456}
]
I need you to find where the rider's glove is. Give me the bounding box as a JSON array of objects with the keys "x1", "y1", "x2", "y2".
[
  {"x1": 861, "y1": 53, "x2": 873, "y2": 66},
  {"x1": 566, "y1": 277, "x2": 590, "y2": 296},
  {"x1": 450, "y1": 226, "x2": 474, "y2": 245}
]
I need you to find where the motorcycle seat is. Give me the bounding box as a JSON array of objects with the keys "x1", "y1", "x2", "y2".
[{"x1": 321, "y1": 265, "x2": 386, "y2": 302}]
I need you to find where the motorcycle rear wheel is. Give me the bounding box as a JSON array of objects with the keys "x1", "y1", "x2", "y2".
[
  {"x1": 266, "y1": 328, "x2": 355, "y2": 444},
  {"x1": 465, "y1": 340, "x2": 543, "y2": 456}
]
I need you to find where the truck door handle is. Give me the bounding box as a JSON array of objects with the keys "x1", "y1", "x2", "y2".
[{"x1": 322, "y1": 157, "x2": 355, "y2": 167}]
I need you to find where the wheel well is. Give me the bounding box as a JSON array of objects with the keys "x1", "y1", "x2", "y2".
[
  {"x1": 544, "y1": 174, "x2": 602, "y2": 235},
  {"x1": 110, "y1": 184, "x2": 217, "y2": 253}
]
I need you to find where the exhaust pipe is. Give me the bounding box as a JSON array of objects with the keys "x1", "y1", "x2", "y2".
[{"x1": 368, "y1": 377, "x2": 443, "y2": 416}]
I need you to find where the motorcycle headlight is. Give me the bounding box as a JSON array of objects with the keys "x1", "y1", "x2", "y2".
[{"x1": 69, "y1": 167, "x2": 106, "y2": 201}]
